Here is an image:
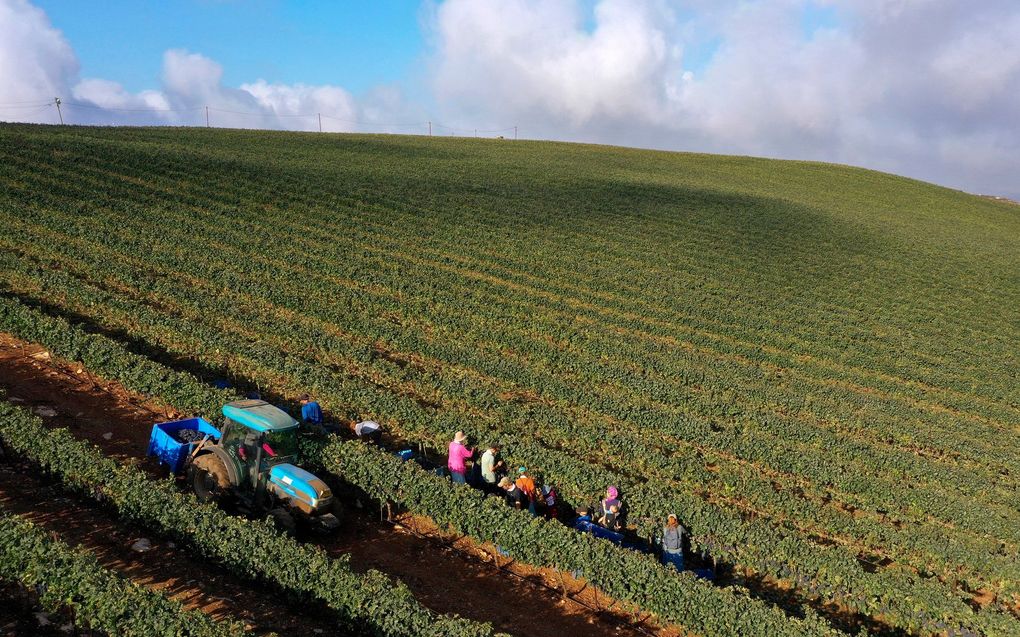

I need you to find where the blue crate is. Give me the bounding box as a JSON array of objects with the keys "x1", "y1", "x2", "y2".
[
  {"x1": 396, "y1": 449, "x2": 414, "y2": 462},
  {"x1": 147, "y1": 417, "x2": 221, "y2": 475}
]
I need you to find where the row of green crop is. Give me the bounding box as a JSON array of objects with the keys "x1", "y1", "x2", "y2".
[
  {"x1": 8, "y1": 148, "x2": 1018, "y2": 584},
  {"x1": 0, "y1": 509, "x2": 248, "y2": 637},
  {"x1": 8, "y1": 182, "x2": 1015, "y2": 534},
  {"x1": 0, "y1": 293, "x2": 1010, "y2": 636},
  {"x1": 0, "y1": 399, "x2": 496, "y2": 637},
  {"x1": 0, "y1": 265, "x2": 841, "y2": 636},
  {"x1": 5, "y1": 207, "x2": 1016, "y2": 561},
  {"x1": 0, "y1": 254, "x2": 1006, "y2": 636},
  {"x1": 8, "y1": 136, "x2": 1015, "y2": 423},
  {"x1": 2, "y1": 224, "x2": 1017, "y2": 616}
]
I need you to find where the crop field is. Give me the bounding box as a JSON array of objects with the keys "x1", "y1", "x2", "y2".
[{"x1": 0, "y1": 122, "x2": 1018, "y2": 636}]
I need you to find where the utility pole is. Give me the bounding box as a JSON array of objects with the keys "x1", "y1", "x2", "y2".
[
  {"x1": 318, "y1": 113, "x2": 322, "y2": 133},
  {"x1": 205, "y1": 106, "x2": 210, "y2": 128},
  {"x1": 514, "y1": 125, "x2": 518, "y2": 140},
  {"x1": 54, "y1": 97, "x2": 63, "y2": 125},
  {"x1": 428, "y1": 121, "x2": 431, "y2": 137}
]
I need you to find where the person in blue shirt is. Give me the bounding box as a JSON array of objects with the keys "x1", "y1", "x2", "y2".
[{"x1": 299, "y1": 394, "x2": 322, "y2": 426}]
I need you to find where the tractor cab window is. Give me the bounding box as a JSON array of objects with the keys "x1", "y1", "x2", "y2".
[
  {"x1": 221, "y1": 419, "x2": 247, "y2": 448},
  {"x1": 262, "y1": 429, "x2": 299, "y2": 461}
]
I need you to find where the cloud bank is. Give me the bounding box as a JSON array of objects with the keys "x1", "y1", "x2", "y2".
[
  {"x1": 2, "y1": 0, "x2": 1018, "y2": 198},
  {"x1": 430, "y1": 0, "x2": 1020, "y2": 198}
]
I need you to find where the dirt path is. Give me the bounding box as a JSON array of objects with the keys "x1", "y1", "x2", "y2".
[
  {"x1": 0, "y1": 464, "x2": 340, "y2": 636},
  {"x1": 0, "y1": 333, "x2": 661, "y2": 637}
]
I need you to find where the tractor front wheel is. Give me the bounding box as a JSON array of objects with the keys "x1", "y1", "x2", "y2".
[
  {"x1": 189, "y1": 454, "x2": 230, "y2": 504},
  {"x1": 268, "y1": 507, "x2": 297, "y2": 537}
]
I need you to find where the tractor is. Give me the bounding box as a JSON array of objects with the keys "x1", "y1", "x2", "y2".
[{"x1": 147, "y1": 399, "x2": 340, "y2": 535}]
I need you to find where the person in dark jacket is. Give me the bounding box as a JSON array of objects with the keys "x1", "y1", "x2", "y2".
[
  {"x1": 499, "y1": 477, "x2": 528, "y2": 509},
  {"x1": 661, "y1": 513, "x2": 686, "y2": 572}
]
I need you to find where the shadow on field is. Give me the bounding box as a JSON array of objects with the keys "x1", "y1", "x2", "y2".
[{"x1": 3, "y1": 289, "x2": 903, "y2": 636}]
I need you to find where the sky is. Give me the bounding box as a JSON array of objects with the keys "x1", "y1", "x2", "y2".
[{"x1": 1, "y1": 0, "x2": 1018, "y2": 199}]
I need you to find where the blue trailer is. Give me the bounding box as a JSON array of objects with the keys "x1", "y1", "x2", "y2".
[{"x1": 148, "y1": 417, "x2": 221, "y2": 475}]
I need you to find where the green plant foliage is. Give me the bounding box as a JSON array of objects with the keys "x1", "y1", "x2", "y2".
[
  {"x1": 0, "y1": 400, "x2": 497, "y2": 637},
  {"x1": 0, "y1": 509, "x2": 249, "y2": 637},
  {"x1": 0, "y1": 124, "x2": 1017, "y2": 636}
]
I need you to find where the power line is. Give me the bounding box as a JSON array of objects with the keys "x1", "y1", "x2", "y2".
[
  {"x1": 3, "y1": 95, "x2": 519, "y2": 138},
  {"x1": 64, "y1": 100, "x2": 204, "y2": 113},
  {"x1": 0, "y1": 104, "x2": 54, "y2": 120},
  {"x1": 0, "y1": 102, "x2": 57, "y2": 110}
]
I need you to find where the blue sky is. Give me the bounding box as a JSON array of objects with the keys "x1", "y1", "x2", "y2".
[
  {"x1": 34, "y1": 0, "x2": 426, "y2": 94},
  {"x1": 31, "y1": 0, "x2": 843, "y2": 95}
]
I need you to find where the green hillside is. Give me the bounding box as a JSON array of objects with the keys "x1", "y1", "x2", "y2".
[{"x1": 1, "y1": 123, "x2": 1018, "y2": 635}]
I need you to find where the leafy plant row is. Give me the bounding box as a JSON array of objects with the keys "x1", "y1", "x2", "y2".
[
  {"x1": 0, "y1": 399, "x2": 497, "y2": 637},
  {"x1": 301, "y1": 437, "x2": 841, "y2": 637},
  {"x1": 1, "y1": 253, "x2": 1014, "y2": 636},
  {"x1": 0, "y1": 509, "x2": 248, "y2": 637},
  {"x1": 0, "y1": 286, "x2": 840, "y2": 636},
  {"x1": 8, "y1": 197, "x2": 1017, "y2": 566}
]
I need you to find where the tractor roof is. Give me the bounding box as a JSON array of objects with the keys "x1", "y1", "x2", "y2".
[{"x1": 222, "y1": 400, "x2": 299, "y2": 433}]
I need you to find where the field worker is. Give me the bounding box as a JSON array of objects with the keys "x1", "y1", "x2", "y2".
[
  {"x1": 355, "y1": 420, "x2": 382, "y2": 445},
  {"x1": 499, "y1": 477, "x2": 527, "y2": 509},
  {"x1": 299, "y1": 394, "x2": 322, "y2": 426},
  {"x1": 661, "y1": 514, "x2": 686, "y2": 572},
  {"x1": 480, "y1": 445, "x2": 504, "y2": 492},
  {"x1": 599, "y1": 503, "x2": 623, "y2": 532},
  {"x1": 541, "y1": 482, "x2": 559, "y2": 520},
  {"x1": 598, "y1": 486, "x2": 623, "y2": 523},
  {"x1": 447, "y1": 431, "x2": 474, "y2": 484},
  {"x1": 515, "y1": 467, "x2": 538, "y2": 515}
]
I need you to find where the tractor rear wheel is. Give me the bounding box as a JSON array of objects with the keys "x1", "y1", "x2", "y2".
[
  {"x1": 189, "y1": 454, "x2": 230, "y2": 504},
  {"x1": 268, "y1": 507, "x2": 297, "y2": 537}
]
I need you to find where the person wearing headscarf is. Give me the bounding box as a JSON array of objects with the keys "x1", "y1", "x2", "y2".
[{"x1": 597, "y1": 486, "x2": 624, "y2": 527}]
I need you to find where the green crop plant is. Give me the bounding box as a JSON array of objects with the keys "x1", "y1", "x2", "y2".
[
  {"x1": 1, "y1": 123, "x2": 1017, "y2": 635},
  {"x1": 0, "y1": 510, "x2": 250, "y2": 637}
]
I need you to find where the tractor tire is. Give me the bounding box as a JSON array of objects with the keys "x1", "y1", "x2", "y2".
[
  {"x1": 189, "y1": 454, "x2": 231, "y2": 504},
  {"x1": 268, "y1": 507, "x2": 297, "y2": 537}
]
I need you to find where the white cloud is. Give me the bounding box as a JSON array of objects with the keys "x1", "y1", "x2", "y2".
[
  {"x1": 430, "y1": 0, "x2": 1020, "y2": 198},
  {"x1": 0, "y1": 0, "x2": 421, "y2": 133},
  {"x1": 0, "y1": 0, "x2": 76, "y2": 122}
]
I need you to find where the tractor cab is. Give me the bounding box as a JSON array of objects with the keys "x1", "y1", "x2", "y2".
[
  {"x1": 218, "y1": 400, "x2": 335, "y2": 519},
  {"x1": 149, "y1": 399, "x2": 341, "y2": 534},
  {"x1": 221, "y1": 399, "x2": 300, "y2": 481}
]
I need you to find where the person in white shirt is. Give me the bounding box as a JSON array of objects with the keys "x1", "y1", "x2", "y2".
[{"x1": 354, "y1": 420, "x2": 381, "y2": 445}]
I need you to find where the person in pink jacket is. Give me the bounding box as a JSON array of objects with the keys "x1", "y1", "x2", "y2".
[{"x1": 447, "y1": 431, "x2": 474, "y2": 484}]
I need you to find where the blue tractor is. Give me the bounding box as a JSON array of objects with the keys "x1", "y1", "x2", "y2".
[{"x1": 148, "y1": 399, "x2": 340, "y2": 534}]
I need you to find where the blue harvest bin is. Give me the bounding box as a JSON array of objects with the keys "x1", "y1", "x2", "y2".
[
  {"x1": 396, "y1": 449, "x2": 414, "y2": 462},
  {"x1": 147, "y1": 417, "x2": 221, "y2": 475}
]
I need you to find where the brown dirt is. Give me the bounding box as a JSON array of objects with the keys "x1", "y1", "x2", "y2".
[
  {"x1": 0, "y1": 464, "x2": 339, "y2": 636},
  {"x1": 0, "y1": 333, "x2": 668, "y2": 637}
]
